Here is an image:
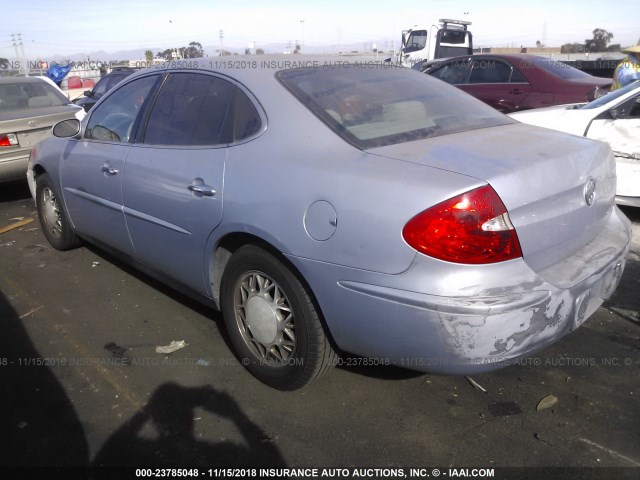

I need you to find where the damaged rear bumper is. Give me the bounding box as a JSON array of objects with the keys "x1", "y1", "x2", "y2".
[{"x1": 290, "y1": 207, "x2": 632, "y2": 375}]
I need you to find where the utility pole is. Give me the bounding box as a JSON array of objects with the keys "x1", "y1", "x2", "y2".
[
  {"x1": 11, "y1": 33, "x2": 29, "y2": 75},
  {"x1": 219, "y1": 30, "x2": 224, "y2": 56}
]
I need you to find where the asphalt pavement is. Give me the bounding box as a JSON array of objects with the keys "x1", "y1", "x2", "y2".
[{"x1": 0, "y1": 180, "x2": 639, "y2": 480}]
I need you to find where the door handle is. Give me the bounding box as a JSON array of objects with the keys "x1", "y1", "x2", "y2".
[
  {"x1": 509, "y1": 89, "x2": 525, "y2": 95},
  {"x1": 101, "y1": 164, "x2": 119, "y2": 175},
  {"x1": 188, "y1": 183, "x2": 216, "y2": 197}
]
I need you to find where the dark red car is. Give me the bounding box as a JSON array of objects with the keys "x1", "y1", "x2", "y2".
[{"x1": 419, "y1": 54, "x2": 612, "y2": 113}]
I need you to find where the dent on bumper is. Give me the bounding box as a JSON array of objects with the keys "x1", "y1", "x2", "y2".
[{"x1": 335, "y1": 249, "x2": 627, "y2": 374}]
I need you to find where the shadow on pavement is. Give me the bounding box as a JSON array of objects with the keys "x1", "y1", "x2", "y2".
[
  {"x1": 0, "y1": 179, "x2": 32, "y2": 203},
  {"x1": 0, "y1": 290, "x2": 89, "y2": 467},
  {"x1": 92, "y1": 382, "x2": 287, "y2": 468}
]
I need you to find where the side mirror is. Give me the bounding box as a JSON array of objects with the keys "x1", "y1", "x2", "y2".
[
  {"x1": 53, "y1": 119, "x2": 81, "y2": 138},
  {"x1": 84, "y1": 90, "x2": 94, "y2": 97},
  {"x1": 609, "y1": 109, "x2": 619, "y2": 120}
]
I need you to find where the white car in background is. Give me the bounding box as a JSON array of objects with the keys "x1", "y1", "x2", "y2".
[{"x1": 510, "y1": 80, "x2": 640, "y2": 207}]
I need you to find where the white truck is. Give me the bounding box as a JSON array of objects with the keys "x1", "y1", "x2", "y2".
[{"x1": 397, "y1": 19, "x2": 473, "y2": 68}]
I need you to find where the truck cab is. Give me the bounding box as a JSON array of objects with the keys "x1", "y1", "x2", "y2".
[{"x1": 399, "y1": 19, "x2": 473, "y2": 68}]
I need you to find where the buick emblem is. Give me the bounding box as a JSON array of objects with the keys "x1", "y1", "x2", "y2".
[
  {"x1": 28, "y1": 120, "x2": 39, "y2": 127},
  {"x1": 583, "y1": 177, "x2": 596, "y2": 206}
]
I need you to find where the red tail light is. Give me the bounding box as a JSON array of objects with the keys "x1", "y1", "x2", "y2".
[
  {"x1": 0, "y1": 133, "x2": 18, "y2": 147},
  {"x1": 402, "y1": 185, "x2": 522, "y2": 264}
]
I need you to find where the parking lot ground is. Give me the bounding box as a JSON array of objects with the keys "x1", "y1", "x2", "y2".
[{"x1": 1, "y1": 180, "x2": 639, "y2": 479}]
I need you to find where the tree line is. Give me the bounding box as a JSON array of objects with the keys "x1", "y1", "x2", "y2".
[{"x1": 561, "y1": 28, "x2": 625, "y2": 54}]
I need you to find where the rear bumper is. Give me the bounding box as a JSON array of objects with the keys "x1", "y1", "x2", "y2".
[
  {"x1": 0, "y1": 150, "x2": 30, "y2": 182},
  {"x1": 289, "y1": 207, "x2": 631, "y2": 374}
]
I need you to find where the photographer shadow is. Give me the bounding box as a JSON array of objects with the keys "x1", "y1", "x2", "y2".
[
  {"x1": 92, "y1": 382, "x2": 286, "y2": 468},
  {"x1": 0, "y1": 290, "x2": 89, "y2": 468}
]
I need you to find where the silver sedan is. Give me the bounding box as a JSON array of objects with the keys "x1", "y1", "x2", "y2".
[
  {"x1": 0, "y1": 76, "x2": 83, "y2": 182},
  {"x1": 27, "y1": 58, "x2": 631, "y2": 390}
]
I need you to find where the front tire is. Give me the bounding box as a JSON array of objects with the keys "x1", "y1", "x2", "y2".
[
  {"x1": 221, "y1": 245, "x2": 336, "y2": 390},
  {"x1": 36, "y1": 173, "x2": 80, "y2": 251}
]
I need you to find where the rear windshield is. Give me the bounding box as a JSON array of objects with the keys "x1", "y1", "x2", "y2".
[
  {"x1": 277, "y1": 65, "x2": 512, "y2": 149},
  {"x1": 526, "y1": 57, "x2": 592, "y2": 80},
  {"x1": 0, "y1": 80, "x2": 70, "y2": 114}
]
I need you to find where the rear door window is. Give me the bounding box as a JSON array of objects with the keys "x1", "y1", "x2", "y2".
[
  {"x1": 142, "y1": 72, "x2": 262, "y2": 146},
  {"x1": 469, "y1": 60, "x2": 512, "y2": 84}
]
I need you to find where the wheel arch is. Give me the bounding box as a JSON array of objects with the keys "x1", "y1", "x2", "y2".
[
  {"x1": 208, "y1": 232, "x2": 339, "y2": 350},
  {"x1": 28, "y1": 163, "x2": 48, "y2": 200}
]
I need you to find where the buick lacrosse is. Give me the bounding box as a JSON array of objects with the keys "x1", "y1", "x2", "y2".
[{"x1": 28, "y1": 59, "x2": 631, "y2": 389}]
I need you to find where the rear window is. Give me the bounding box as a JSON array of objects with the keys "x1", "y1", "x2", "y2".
[
  {"x1": 526, "y1": 57, "x2": 592, "y2": 80},
  {"x1": 277, "y1": 65, "x2": 512, "y2": 149},
  {"x1": 0, "y1": 80, "x2": 70, "y2": 113}
]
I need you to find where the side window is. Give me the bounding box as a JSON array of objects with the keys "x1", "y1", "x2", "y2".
[
  {"x1": 92, "y1": 77, "x2": 110, "y2": 96},
  {"x1": 86, "y1": 75, "x2": 157, "y2": 143},
  {"x1": 430, "y1": 61, "x2": 469, "y2": 84},
  {"x1": 233, "y1": 87, "x2": 262, "y2": 141},
  {"x1": 612, "y1": 95, "x2": 640, "y2": 119},
  {"x1": 510, "y1": 68, "x2": 528, "y2": 83},
  {"x1": 404, "y1": 30, "x2": 428, "y2": 53},
  {"x1": 626, "y1": 96, "x2": 640, "y2": 118},
  {"x1": 143, "y1": 73, "x2": 236, "y2": 146},
  {"x1": 106, "y1": 74, "x2": 127, "y2": 91},
  {"x1": 469, "y1": 60, "x2": 512, "y2": 84}
]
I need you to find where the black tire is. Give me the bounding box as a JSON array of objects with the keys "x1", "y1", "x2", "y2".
[
  {"x1": 36, "y1": 173, "x2": 81, "y2": 251},
  {"x1": 221, "y1": 245, "x2": 336, "y2": 390}
]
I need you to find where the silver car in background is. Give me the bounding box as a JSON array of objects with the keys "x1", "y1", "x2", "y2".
[
  {"x1": 0, "y1": 77, "x2": 84, "y2": 182},
  {"x1": 27, "y1": 59, "x2": 631, "y2": 390}
]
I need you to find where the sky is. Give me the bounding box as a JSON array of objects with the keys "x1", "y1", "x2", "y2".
[{"x1": 2, "y1": 0, "x2": 638, "y2": 59}]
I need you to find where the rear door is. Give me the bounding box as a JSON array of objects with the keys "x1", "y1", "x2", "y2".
[
  {"x1": 122, "y1": 71, "x2": 261, "y2": 293},
  {"x1": 460, "y1": 58, "x2": 532, "y2": 112},
  {"x1": 60, "y1": 74, "x2": 160, "y2": 256}
]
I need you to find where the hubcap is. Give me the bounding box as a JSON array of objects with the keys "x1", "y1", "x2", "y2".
[
  {"x1": 41, "y1": 187, "x2": 62, "y2": 237},
  {"x1": 234, "y1": 271, "x2": 296, "y2": 364}
]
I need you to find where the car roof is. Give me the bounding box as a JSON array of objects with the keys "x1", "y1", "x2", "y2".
[{"x1": 130, "y1": 55, "x2": 389, "y2": 80}]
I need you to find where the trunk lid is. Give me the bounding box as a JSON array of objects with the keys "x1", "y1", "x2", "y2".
[
  {"x1": 1, "y1": 105, "x2": 82, "y2": 148},
  {"x1": 368, "y1": 122, "x2": 617, "y2": 276}
]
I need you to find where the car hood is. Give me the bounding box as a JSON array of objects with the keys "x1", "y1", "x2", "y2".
[{"x1": 368, "y1": 122, "x2": 618, "y2": 276}]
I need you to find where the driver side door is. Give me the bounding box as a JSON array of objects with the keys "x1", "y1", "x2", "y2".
[{"x1": 60, "y1": 73, "x2": 160, "y2": 256}]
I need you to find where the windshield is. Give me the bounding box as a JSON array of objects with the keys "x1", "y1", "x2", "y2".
[
  {"x1": 526, "y1": 56, "x2": 592, "y2": 80},
  {"x1": 277, "y1": 65, "x2": 513, "y2": 149},
  {"x1": 403, "y1": 30, "x2": 428, "y2": 53},
  {"x1": 0, "y1": 80, "x2": 71, "y2": 113},
  {"x1": 580, "y1": 80, "x2": 640, "y2": 110}
]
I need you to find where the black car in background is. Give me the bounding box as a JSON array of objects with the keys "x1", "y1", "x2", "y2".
[{"x1": 74, "y1": 67, "x2": 137, "y2": 112}]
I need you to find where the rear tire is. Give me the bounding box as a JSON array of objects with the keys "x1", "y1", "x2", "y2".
[
  {"x1": 36, "y1": 173, "x2": 80, "y2": 251},
  {"x1": 221, "y1": 245, "x2": 336, "y2": 390}
]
